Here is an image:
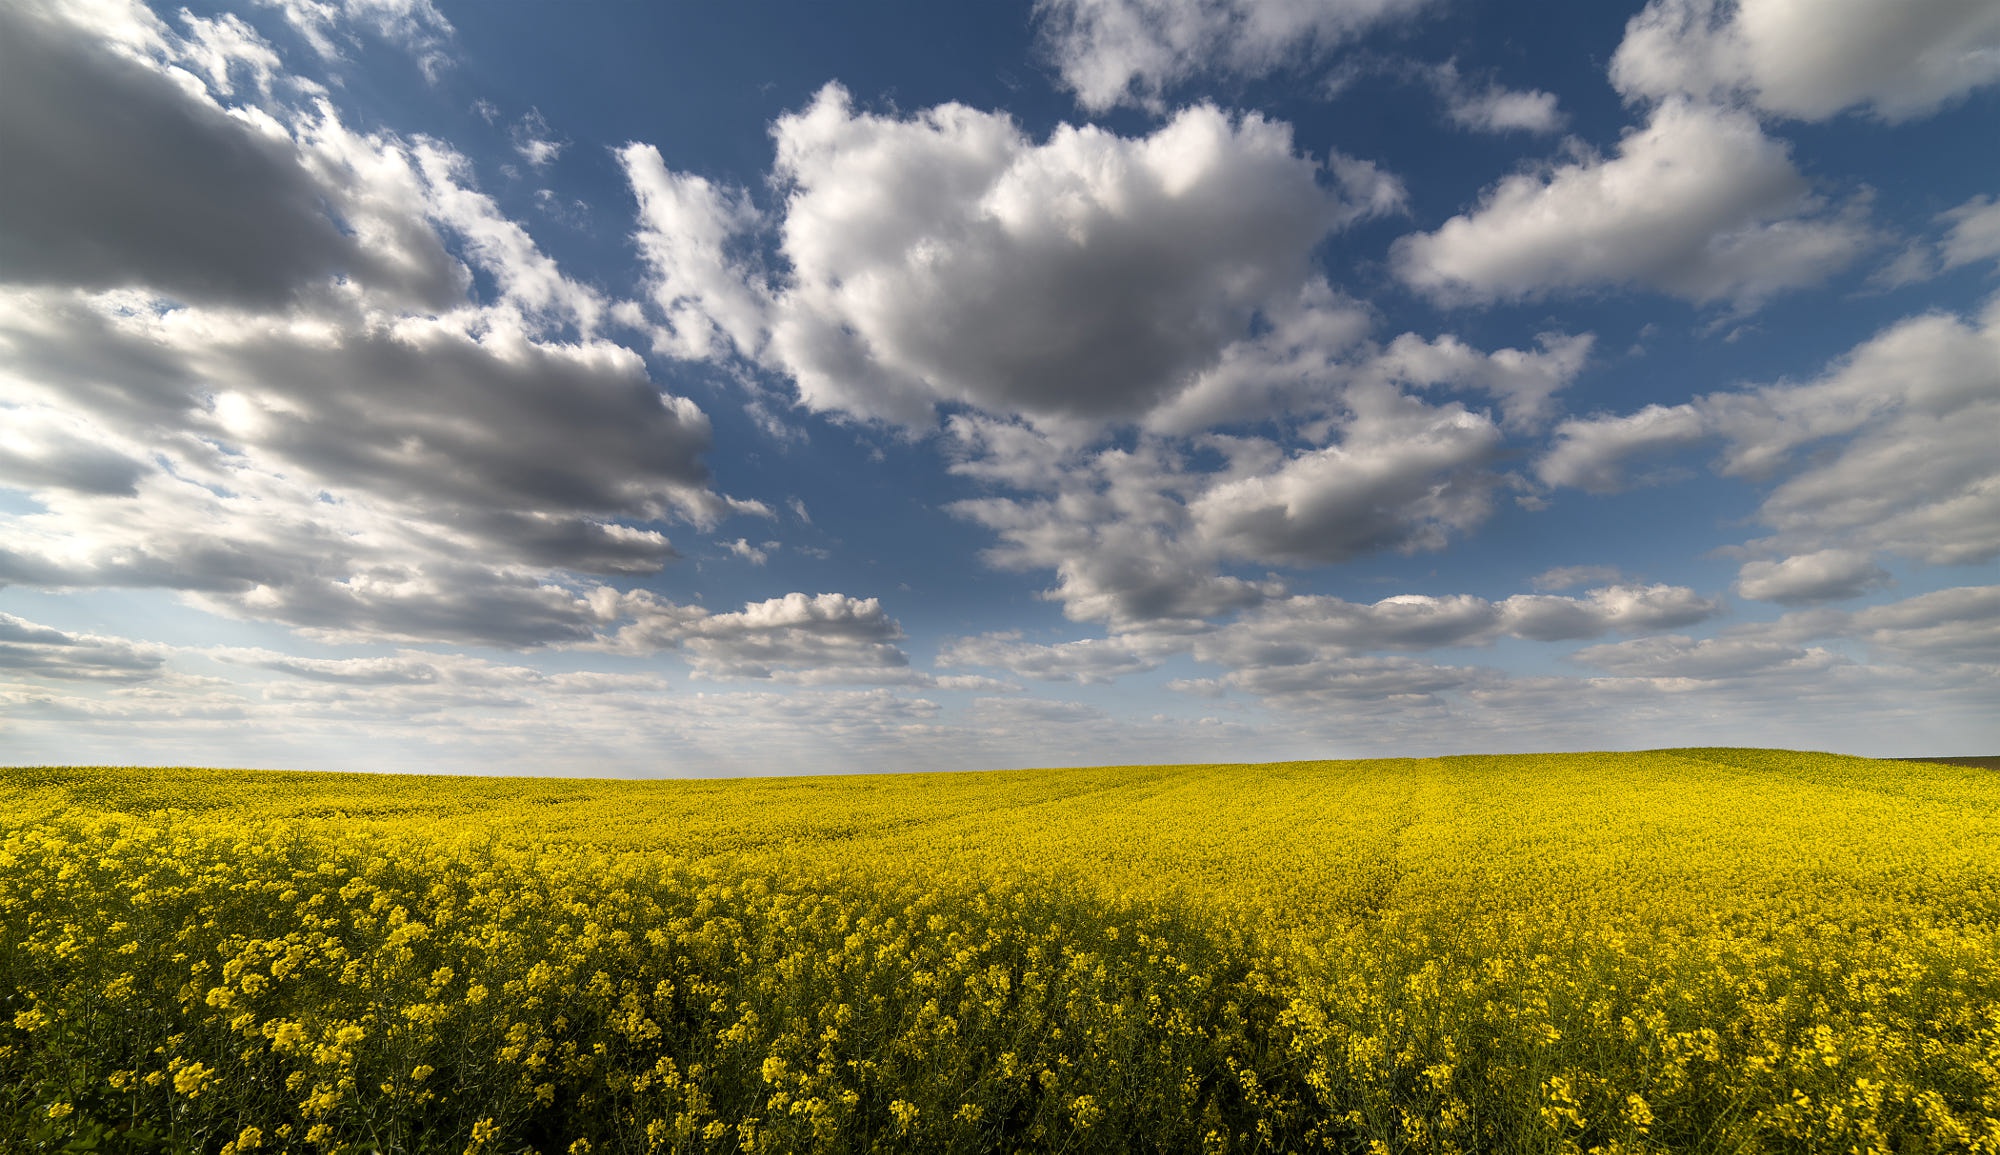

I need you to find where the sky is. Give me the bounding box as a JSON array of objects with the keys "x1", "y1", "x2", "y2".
[{"x1": 1, "y1": 0, "x2": 1996, "y2": 776}]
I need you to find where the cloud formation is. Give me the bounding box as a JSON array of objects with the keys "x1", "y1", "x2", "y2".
[
  {"x1": 259, "y1": 0, "x2": 455, "y2": 75},
  {"x1": 946, "y1": 384, "x2": 1520, "y2": 628},
  {"x1": 1735, "y1": 550, "x2": 1892, "y2": 606},
  {"x1": 1394, "y1": 101, "x2": 1872, "y2": 306},
  {"x1": 1538, "y1": 299, "x2": 2000, "y2": 567},
  {"x1": 1034, "y1": 0, "x2": 1433, "y2": 112},
  {"x1": 941, "y1": 581, "x2": 1721, "y2": 685},
  {"x1": 597, "y1": 593, "x2": 915, "y2": 684},
  {"x1": 1420, "y1": 62, "x2": 1565, "y2": 135},
  {"x1": 625, "y1": 86, "x2": 1404, "y2": 432},
  {"x1": 0, "y1": 1, "x2": 459, "y2": 310},
  {"x1": 0, "y1": 614, "x2": 168, "y2": 681},
  {"x1": 0, "y1": 3, "x2": 918, "y2": 681},
  {"x1": 1611, "y1": 0, "x2": 2000, "y2": 122}
]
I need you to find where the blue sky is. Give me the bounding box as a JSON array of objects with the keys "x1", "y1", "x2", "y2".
[{"x1": 1, "y1": 0, "x2": 1996, "y2": 775}]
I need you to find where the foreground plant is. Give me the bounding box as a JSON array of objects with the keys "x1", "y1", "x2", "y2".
[{"x1": 3, "y1": 750, "x2": 1997, "y2": 1152}]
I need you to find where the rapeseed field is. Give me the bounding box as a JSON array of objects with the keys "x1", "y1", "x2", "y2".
[{"x1": 3, "y1": 750, "x2": 1998, "y2": 1154}]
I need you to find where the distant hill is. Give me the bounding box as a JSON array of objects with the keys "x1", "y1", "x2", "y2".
[{"x1": 1898, "y1": 755, "x2": 2000, "y2": 770}]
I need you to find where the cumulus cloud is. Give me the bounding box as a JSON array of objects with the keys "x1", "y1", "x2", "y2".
[
  {"x1": 1534, "y1": 404, "x2": 1709, "y2": 492},
  {"x1": 1735, "y1": 549, "x2": 1891, "y2": 605},
  {"x1": 650, "y1": 85, "x2": 1399, "y2": 431},
  {"x1": 1393, "y1": 101, "x2": 1872, "y2": 306},
  {"x1": 762, "y1": 89, "x2": 1359, "y2": 426},
  {"x1": 1536, "y1": 301, "x2": 2000, "y2": 568},
  {"x1": 599, "y1": 593, "x2": 914, "y2": 684},
  {"x1": 1941, "y1": 196, "x2": 2000, "y2": 269},
  {"x1": 0, "y1": 1, "x2": 459, "y2": 310},
  {"x1": 510, "y1": 109, "x2": 564, "y2": 170},
  {"x1": 614, "y1": 86, "x2": 1576, "y2": 634},
  {"x1": 1367, "y1": 331, "x2": 1593, "y2": 431},
  {"x1": 1421, "y1": 62, "x2": 1565, "y2": 134},
  {"x1": 258, "y1": 0, "x2": 454, "y2": 75},
  {"x1": 1194, "y1": 583, "x2": 1720, "y2": 663},
  {"x1": 619, "y1": 144, "x2": 768, "y2": 361},
  {"x1": 724, "y1": 540, "x2": 773, "y2": 566},
  {"x1": 1530, "y1": 565, "x2": 1625, "y2": 592},
  {"x1": 938, "y1": 312, "x2": 1599, "y2": 628},
  {"x1": 0, "y1": 289, "x2": 719, "y2": 569},
  {"x1": 940, "y1": 582, "x2": 1720, "y2": 688},
  {"x1": 1610, "y1": 0, "x2": 2000, "y2": 123},
  {"x1": 949, "y1": 430, "x2": 1283, "y2": 628},
  {"x1": 1034, "y1": 0, "x2": 1434, "y2": 112},
  {"x1": 938, "y1": 632, "x2": 1181, "y2": 683},
  {"x1": 1847, "y1": 585, "x2": 2000, "y2": 666},
  {"x1": 0, "y1": 6, "x2": 893, "y2": 668},
  {"x1": 1579, "y1": 583, "x2": 2000, "y2": 685},
  {"x1": 1171, "y1": 654, "x2": 1485, "y2": 712},
  {"x1": 0, "y1": 613, "x2": 168, "y2": 681},
  {"x1": 945, "y1": 382, "x2": 1521, "y2": 628},
  {"x1": 1187, "y1": 386, "x2": 1502, "y2": 566},
  {"x1": 1572, "y1": 633, "x2": 1824, "y2": 679},
  {"x1": 1141, "y1": 289, "x2": 1591, "y2": 435}
]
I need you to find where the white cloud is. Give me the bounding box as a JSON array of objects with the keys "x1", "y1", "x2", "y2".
[
  {"x1": 948, "y1": 430, "x2": 1283, "y2": 628},
  {"x1": 1187, "y1": 385, "x2": 1502, "y2": 565},
  {"x1": 749, "y1": 86, "x2": 1391, "y2": 430},
  {"x1": 1571, "y1": 584, "x2": 2000, "y2": 688},
  {"x1": 938, "y1": 582, "x2": 1720, "y2": 691},
  {"x1": 618, "y1": 144, "x2": 769, "y2": 361},
  {"x1": 1140, "y1": 288, "x2": 1592, "y2": 435},
  {"x1": 1711, "y1": 305, "x2": 2000, "y2": 565},
  {"x1": 257, "y1": 0, "x2": 455, "y2": 76},
  {"x1": 614, "y1": 85, "x2": 1577, "y2": 636},
  {"x1": 931, "y1": 674, "x2": 1023, "y2": 694},
  {"x1": 1572, "y1": 633, "x2": 1826, "y2": 679},
  {"x1": 1193, "y1": 583, "x2": 1720, "y2": 663},
  {"x1": 0, "y1": 613, "x2": 167, "y2": 681},
  {"x1": 1848, "y1": 585, "x2": 2000, "y2": 666},
  {"x1": 1034, "y1": 0, "x2": 1434, "y2": 112},
  {"x1": 1393, "y1": 100, "x2": 1872, "y2": 306},
  {"x1": 1941, "y1": 196, "x2": 2000, "y2": 269},
  {"x1": 602, "y1": 592, "x2": 914, "y2": 684},
  {"x1": 1370, "y1": 330, "x2": 1594, "y2": 431},
  {"x1": 0, "y1": 288, "x2": 720, "y2": 567},
  {"x1": 0, "y1": 1, "x2": 460, "y2": 311},
  {"x1": 724, "y1": 539, "x2": 773, "y2": 566},
  {"x1": 937, "y1": 631, "x2": 1181, "y2": 683},
  {"x1": 0, "y1": 10, "x2": 909, "y2": 673},
  {"x1": 1500, "y1": 584, "x2": 1726, "y2": 641},
  {"x1": 1610, "y1": 0, "x2": 2000, "y2": 123},
  {"x1": 411, "y1": 142, "x2": 607, "y2": 331},
  {"x1": 1447, "y1": 86, "x2": 1564, "y2": 134},
  {"x1": 1534, "y1": 403, "x2": 1708, "y2": 492},
  {"x1": 1530, "y1": 564, "x2": 1625, "y2": 592},
  {"x1": 1422, "y1": 62, "x2": 1565, "y2": 134},
  {"x1": 1172, "y1": 654, "x2": 1486, "y2": 711},
  {"x1": 1535, "y1": 301, "x2": 2000, "y2": 568},
  {"x1": 510, "y1": 109, "x2": 564, "y2": 170},
  {"x1": 943, "y1": 344, "x2": 1591, "y2": 629},
  {"x1": 1735, "y1": 549, "x2": 1891, "y2": 605}
]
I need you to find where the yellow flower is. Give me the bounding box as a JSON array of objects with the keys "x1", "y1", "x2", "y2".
[{"x1": 173, "y1": 1061, "x2": 215, "y2": 1098}]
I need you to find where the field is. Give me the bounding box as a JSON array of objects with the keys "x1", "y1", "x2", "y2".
[{"x1": 3, "y1": 750, "x2": 1998, "y2": 1154}]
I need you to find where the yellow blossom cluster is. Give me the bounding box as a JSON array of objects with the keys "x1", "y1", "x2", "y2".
[{"x1": 2, "y1": 748, "x2": 1998, "y2": 1152}]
